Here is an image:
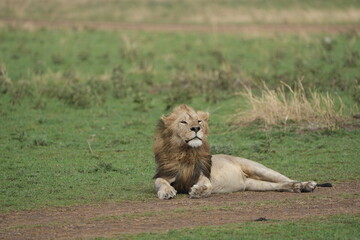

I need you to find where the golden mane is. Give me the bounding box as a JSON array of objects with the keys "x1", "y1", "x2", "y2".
[{"x1": 153, "y1": 105, "x2": 212, "y2": 193}]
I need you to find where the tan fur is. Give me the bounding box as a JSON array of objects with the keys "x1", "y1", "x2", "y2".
[{"x1": 154, "y1": 105, "x2": 317, "y2": 199}]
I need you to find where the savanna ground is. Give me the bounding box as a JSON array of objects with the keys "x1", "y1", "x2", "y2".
[{"x1": 1, "y1": 0, "x2": 360, "y2": 239}]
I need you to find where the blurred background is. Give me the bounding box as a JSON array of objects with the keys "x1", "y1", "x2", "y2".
[{"x1": 1, "y1": 0, "x2": 360, "y2": 25}]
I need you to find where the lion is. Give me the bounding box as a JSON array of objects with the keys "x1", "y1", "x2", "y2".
[{"x1": 153, "y1": 104, "x2": 318, "y2": 199}]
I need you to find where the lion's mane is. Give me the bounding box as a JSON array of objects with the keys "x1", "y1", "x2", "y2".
[{"x1": 153, "y1": 106, "x2": 212, "y2": 193}]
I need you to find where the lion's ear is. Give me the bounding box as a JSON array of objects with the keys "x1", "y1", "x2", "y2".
[
  {"x1": 161, "y1": 114, "x2": 168, "y2": 122},
  {"x1": 197, "y1": 111, "x2": 209, "y2": 122},
  {"x1": 161, "y1": 114, "x2": 174, "y2": 124}
]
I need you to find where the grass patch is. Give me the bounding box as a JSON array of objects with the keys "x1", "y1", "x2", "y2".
[
  {"x1": 1, "y1": 29, "x2": 360, "y2": 109},
  {"x1": 0, "y1": 27, "x2": 359, "y2": 212},
  {"x1": 0, "y1": 96, "x2": 359, "y2": 212},
  {"x1": 233, "y1": 81, "x2": 352, "y2": 130}
]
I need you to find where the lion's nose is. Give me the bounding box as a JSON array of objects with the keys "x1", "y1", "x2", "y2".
[{"x1": 190, "y1": 126, "x2": 200, "y2": 133}]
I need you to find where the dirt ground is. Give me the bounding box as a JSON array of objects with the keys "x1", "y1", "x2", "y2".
[
  {"x1": 1, "y1": 181, "x2": 359, "y2": 239},
  {"x1": 1, "y1": 19, "x2": 360, "y2": 35}
]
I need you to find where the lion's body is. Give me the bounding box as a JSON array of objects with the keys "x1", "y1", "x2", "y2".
[
  {"x1": 154, "y1": 105, "x2": 317, "y2": 199},
  {"x1": 210, "y1": 155, "x2": 247, "y2": 193},
  {"x1": 210, "y1": 154, "x2": 296, "y2": 193}
]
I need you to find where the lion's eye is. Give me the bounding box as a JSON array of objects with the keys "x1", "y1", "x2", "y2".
[
  {"x1": 180, "y1": 121, "x2": 188, "y2": 124},
  {"x1": 198, "y1": 120, "x2": 202, "y2": 124}
]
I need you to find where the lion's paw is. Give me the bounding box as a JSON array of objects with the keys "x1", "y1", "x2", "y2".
[
  {"x1": 157, "y1": 186, "x2": 177, "y2": 200},
  {"x1": 291, "y1": 181, "x2": 317, "y2": 193},
  {"x1": 301, "y1": 181, "x2": 317, "y2": 192},
  {"x1": 189, "y1": 184, "x2": 212, "y2": 199}
]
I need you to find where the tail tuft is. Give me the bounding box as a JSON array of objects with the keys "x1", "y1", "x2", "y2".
[{"x1": 317, "y1": 182, "x2": 332, "y2": 187}]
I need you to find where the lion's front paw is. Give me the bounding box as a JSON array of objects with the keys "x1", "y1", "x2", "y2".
[
  {"x1": 157, "y1": 186, "x2": 177, "y2": 200},
  {"x1": 189, "y1": 184, "x2": 212, "y2": 199}
]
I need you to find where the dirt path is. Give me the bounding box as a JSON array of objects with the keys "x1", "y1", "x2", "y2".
[
  {"x1": 0, "y1": 181, "x2": 359, "y2": 239},
  {"x1": 1, "y1": 19, "x2": 360, "y2": 34}
]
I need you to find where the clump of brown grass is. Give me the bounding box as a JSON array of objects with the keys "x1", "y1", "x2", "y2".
[
  {"x1": 233, "y1": 81, "x2": 347, "y2": 130},
  {"x1": 0, "y1": 65, "x2": 13, "y2": 94}
]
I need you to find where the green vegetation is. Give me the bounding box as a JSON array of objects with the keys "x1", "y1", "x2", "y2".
[
  {"x1": 124, "y1": 214, "x2": 360, "y2": 240},
  {"x1": 0, "y1": 27, "x2": 359, "y2": 212},
  {"x1": 1, "y1": 29, "x2": 360, "y2": 107},
  {"x1": 1, "y1": 94, "x2": 359, "y2": 212},
  {"x1": 0, "y1": 1, "x2": 359, "y2": 239},
  {"x1": 0, "y1": 32, "x2": 359, "y2": 236}
]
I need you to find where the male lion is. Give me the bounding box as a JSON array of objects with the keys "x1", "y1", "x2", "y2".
[{"x1": 153, "y1": 105, "x2": 317, "y2": 199}]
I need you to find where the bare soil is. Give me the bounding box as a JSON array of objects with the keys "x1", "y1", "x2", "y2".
[
  {"x1": 0, "y1": 181, "x2": 359, "y2": 239},
  {"x1": 1, "y1": 19, "x2": 360, "y2": 35}
]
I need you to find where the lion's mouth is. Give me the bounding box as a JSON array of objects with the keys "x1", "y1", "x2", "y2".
[{"x1": 185, "y1": 136, "x2": 202, "y2": 143}]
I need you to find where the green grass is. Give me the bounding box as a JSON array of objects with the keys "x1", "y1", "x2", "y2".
[
  {"x1": 119, "y1": 214, "x2": 360, "y2": 240},
  {"x1": 1, "y1": 29, "x2": 359, "y2": 90},
  {"x1": 0, "y1": 94, "x2": 359, "y2": 212},
  {"x1": 0, "y1": 27, "x2": 359, "y2": 212}
]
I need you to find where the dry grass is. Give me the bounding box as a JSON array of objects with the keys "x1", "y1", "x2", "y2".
[
  {"x1": 233, "y1": 81, "x2": 347, "y2": 130},
  {"x1": 187, "y1": 8, "x2": 360, "y2": 25},
  {"x1": 1, "y1": 0, "x2": 360, "y2": 25}
]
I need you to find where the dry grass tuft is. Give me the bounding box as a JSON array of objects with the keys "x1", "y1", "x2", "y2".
[
  {"x1": 0, "y1": 65, "x2": 13, "y2": 94},
  {"x1": 233, "y1": 81, "x2": 347, "y2": 130}
]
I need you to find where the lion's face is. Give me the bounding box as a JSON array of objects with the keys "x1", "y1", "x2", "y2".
[{"x1": 161, "y1": 105, "x2": 209, "y2": 148}]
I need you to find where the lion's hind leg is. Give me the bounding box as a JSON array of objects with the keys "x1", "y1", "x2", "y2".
[
  {"x1": 245, "y1": 179, "x2": 317, "y2": 193},
  {"x1": 300, "y1": 181, "x2": 317, "y2": 192},
  {"x1": 235, "y1": 157, "x2": 293, "y2": 183}
]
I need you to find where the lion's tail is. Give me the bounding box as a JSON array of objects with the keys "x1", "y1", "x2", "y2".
[{"x1": 316, "y1": 182, "x2": 333, "y2": 187}]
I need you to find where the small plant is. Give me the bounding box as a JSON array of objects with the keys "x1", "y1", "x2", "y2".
[
  {"x1": 163, "y1": 72, "x2": 195, "y2": 110},
  {"x1": 51, "y1": 53, "x2": 65, "y2": 65},
  {"x1": 58, "y1": 79, "x2": 94, "y2": 108},
  {"x1": 0, "y1": 65, "x2": 13, "y2": 94},
  {"x1": 111, "y1": 65, "x2": 128, "y2": 98},
  {"x1": 252, "y1": 139, "x2": 274, "y2": 153},
  {"x1": 79, "y1": 162, "x2": 119, "y2": 173},
  {"x1": 87, "y1": 76, "x2": 111, "y2": 105},
  {"x1": 13, "y1": 131, "x2": 27, "y2": 143},
  {"x1": 137, "y1": 60, "x2": 154, "y2": 86},
  {"x1": 211, "y1": 144, "x2": 234, "y2": 155},
  {"x1": 133, "y1": 91, "x2": 152, "y2": 112},
  {"x1": 78, "y1": 50, "x2": 90, "y2": 62},
  {"x1": 33, "y1": 136, "x2": 49, "y2": 146},
  {"x1": 120, "y1": 35, "x2": 138, "y2": 62},
  {"x1": 352, "y1": 82, "x2": 360, "y2": 104},
  {"x1": 9, "y1": 80, "x2": 35, "y2": 105},
  {"x1": 197, "y1": 64, "x2": 244, "y2": 103},
  {"x1": 210, "y1": 49, "x2": 226, "y2": 64},
  {"x1": 32, "y1": 97, "x2": 47, "y2": 110},
  {"x1": 44, "y1": 72, "x2": 112, "y2": 108}
]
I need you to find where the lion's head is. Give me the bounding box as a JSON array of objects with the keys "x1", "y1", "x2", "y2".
[
  {"x1": 158, "y1": 104, "x2": 209, "y2": 148},
  {"x1": 153, "y1": 105, "x2": 212, "y2": 193}
]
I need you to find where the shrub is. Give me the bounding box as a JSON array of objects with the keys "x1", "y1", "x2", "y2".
[{"x1": 111, "y1": 65, "x2": 128, "y2": 98}]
